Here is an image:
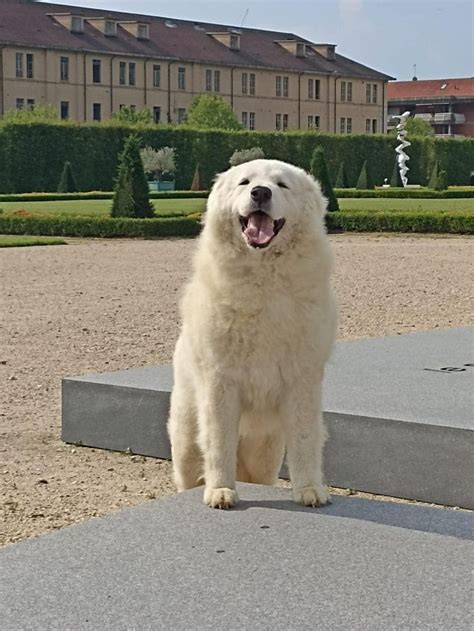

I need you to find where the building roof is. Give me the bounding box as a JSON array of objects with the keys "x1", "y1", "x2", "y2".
[
  {"x1": 0, "y1": 0, "x2": 394, "y2": 80},
  {"x1": 387, "y1": 77, "x2": 474, "y2": 100}
]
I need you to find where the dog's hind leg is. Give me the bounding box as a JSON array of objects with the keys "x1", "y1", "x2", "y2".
[
  {"x1": 237, "y1": 429, "x2": 285, "y2": 485},
  {"x1": 168, "y1": 383, "x2": 203, "y2": 491}
]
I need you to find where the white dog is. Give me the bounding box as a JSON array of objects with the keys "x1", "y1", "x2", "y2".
[{"x1": 168, "y1": 159, "x2": 337, "y2": 509}]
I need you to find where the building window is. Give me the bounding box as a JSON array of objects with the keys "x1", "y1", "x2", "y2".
[
  {"x1": 309, "y1": 79, "x2": 321, "y2": 99},
  {"x1": 283, "y1": 76, "x2": 289, "y2": 97},
  {"x1": 347, "y1": 117, "x2": 352, "y2": 133},
  {"x1": 15, "y1": 53, "x2": 23, "y2": 78},
  {"x1": 249, "y1": 112, "x2": 255, "y2": 130},
  {"x1": 129, "y1": 63, "x2": 136, "y2": 87},
  {"x1": 93, "y1": 103, "x2": 101, "y2": 122},
  {"x1": 341, "y1": 81, "x2": 346, "y2": 102},
  {"x1": 177, "y1": 107, "x2": 186, "y2": 123},
  {"x1": 26, "y1": 53, "x2": 34, "y2": 79},
  {"x1": 249, "y1": 73, "x2": 255, "y2": 95},
  {"x1": 71, "y1": 16, "x2": 84, "y2": 33},
  {"x1": 60, "y1": 56, "x2": 69, "y2": 82},
  {"x1": 282, "y1": 113, "x2": 288, "y2": 129},
  {"x1": 92, "y1": 59, "x2": 101, "y2": 84},
  {"x1": 242, "y1": 111, "x2": 248, "y2": 128},
  {"x1": 214, "y1": 70, "x2": 220, "y2": 92},
  {"x1": 366, "y1": 118, "x2": 371, "y2": 133},
  {"x1": 308, "y1": 115, "x2": 320, "y2": 129},
  {"x1": 366, "y1": 83, "x2": 371, "y2": 103},
  {"x1": 276, "y1": 76, "x2": 282, "y2": 97},
  {"x1": 340, "y1": 117, "x2": 346, "y2": 133},
  {"x1": 276, "y1": 113, "x2": 288, "y2": 130},
  {"x1": 119, "y1": 62, "x2": 126, "y2": 86},
  {"x1": 60, "y1": 101, "x2": 69, "y2": 119},
  {"x1": 206, "y1": 69, "x2": 212, "y2": 92},
  {"x1": 178, "y1": 67, "x2": 186, "y2": 90},
  {"x1": 347, "y1": 82, "x2": 353, "y2": 102},
  {"x1": 242, "y1": 73, "x2": 248, "y2": 94},
  {"x1": 137, "y1": 24, "x2": 149, "y2": 40},
  {"x1": 26, "y1": 98, "x2": 35, "y2": 109},
  {"x1": 276, "y1": 113, "x2": 282, "y2": 130},
  {"x1": 104, "y1": 20, "x2": 117, "y2": 37},
  {"x1": 372, "y1": 84, "x2": 378, "y2": 104},
  {"x1": 153, "y1": 106, "x2": 161, "y2": 123},
  {"x1": 153, "y1": 65, "x2": 161, "y2": 88},
  {"x1": 372, "y1": 119, "x2": 377, "y2": 133},
  {"x1": 16, "y1": 98, "x2": 24, "y2": 109}
]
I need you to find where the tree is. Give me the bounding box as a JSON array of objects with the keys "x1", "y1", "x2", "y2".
[
  {"x1": 111, "y1": 106, "x2": 152, "y2": 125},
  {"x1": 335, "y1": 162, "x2": 348, "y2": 188},
  {"x1": 435, "y1": 169, "x2": 448, "y2": 191},
  {"x1": 111, "y1": 135, "x2": 154, "y2": 218},
  {"x1": 310, "y1": 146, "x2": 339, "y2": 212},
  {"x1": 3, "y1": 104, "x2": 59, "y2": 122},
  {"x1": 356, "y1": 160, "x2": 374, "y2": 190},
  {"x1": 405, "y1": 116, "x2": 435, "y2": 137},
  {"x1": 191, "y1": 164, "x2": 201, "y2": 191},
  {"x1": 229, "y1": 147, "x2": 265, "y2": 166},
  {"x1": 57, "y1": 161, "x2": 78, "y2": 193},
  {"x1": 140, "y1": 146, "x2": 176, "y2": 181},
  {"x1": 390, "y1": 159, "x2": 403, "y2": 187},
  {"x1": 185, "y1": 95, "x2": 241, "y2": 130},
  {"x1": 428, "y1": 160, "x2": 439, "y2": 189}
]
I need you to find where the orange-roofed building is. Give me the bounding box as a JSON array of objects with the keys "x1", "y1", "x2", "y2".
[{"x1": 387, "y1": 77, "x2": 474, "y2": 138}]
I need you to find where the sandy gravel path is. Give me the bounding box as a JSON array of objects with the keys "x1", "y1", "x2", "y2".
[{"x1": 1, "y1": 234, "x2": 473, "y2": 545}]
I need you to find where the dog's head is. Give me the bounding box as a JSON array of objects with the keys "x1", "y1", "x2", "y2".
[{"x1": 205, "y1": 159, "x2": 327, "y2": 253}]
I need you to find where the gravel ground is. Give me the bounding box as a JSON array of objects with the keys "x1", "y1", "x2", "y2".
[{"x1": 1, "y1": 234, "x2": 473, "y2": 546}]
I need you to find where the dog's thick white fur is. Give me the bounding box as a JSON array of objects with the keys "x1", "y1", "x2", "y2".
[{"x1": 168, "y1": 159, "x2": 337, "y2": 509}]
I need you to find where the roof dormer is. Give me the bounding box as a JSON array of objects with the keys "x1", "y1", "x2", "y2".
[
  {"x1": 208, "y1": 31, "x2": 241, "y2": 51},
  {"x1": 313, "y1": 44, "x2": 337, "y2": 61},
  {"x1": 119, "y1": 21, "x2": 150, "y2": 41},
  {"x1": 86, "y1": 17, "x2": 118, "y2": 37},
  {"x1": 49, "y1": 13, "x2": 84, "y2": 34},
  {"x1": 276, "y1": 39, "x2": 307, "y2": 58}
]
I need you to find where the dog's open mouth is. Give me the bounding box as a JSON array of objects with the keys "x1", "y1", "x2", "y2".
[{"x1": 239, "y1": 211, "x2": 286, "y2": 249}]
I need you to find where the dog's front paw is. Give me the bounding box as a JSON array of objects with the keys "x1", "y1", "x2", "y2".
[
  {"x1": 293, "y1": 484, "x2": 331, "y2": 507},
  {"x1": 204, "y1": 487, "x2": 238, "y2": 509}
]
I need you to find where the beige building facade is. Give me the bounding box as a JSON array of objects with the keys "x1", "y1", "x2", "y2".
[{"x1": 0, "y1": 2, "x2": 393, "y2": 133}]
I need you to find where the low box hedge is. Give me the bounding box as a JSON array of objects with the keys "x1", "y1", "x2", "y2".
[
  {"x1": 334, "y1": 188, "x2": 474, "y2": 199},
  {"x1": 0, "y1": 190, "x2": 209, "y2": 203},
  {"x1": 0, "y1": 210, "x2": 472, "y2": 237}
]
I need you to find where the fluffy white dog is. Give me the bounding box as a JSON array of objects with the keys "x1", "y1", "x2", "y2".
[{"x1": 168, "y1": 159, "x2": 337, "y2": 509}]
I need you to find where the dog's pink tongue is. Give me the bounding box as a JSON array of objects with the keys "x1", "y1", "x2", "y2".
[{"x1": 244, "y1": 212, "x2": 274, "y2": 246}]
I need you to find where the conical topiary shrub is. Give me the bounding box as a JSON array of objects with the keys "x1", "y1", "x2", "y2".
[
  {"x1": 111, "y1": 135, "x2": 154, "y2": 218},
  {"x1": 310, "y1": 146, "x2": 339, "y2": 212},
  {"x1": 390, "y1": 159, "x2": 403, "y2": 187},
  {"x1": 428, "y1": 160, "x2": 439, "y2": 189},
  {"x1": 335, "y1": 162, "x2": 348, "y2": 188},
  {"x1": 191, "y1": 164, "x2": 201, "y2": 191},
  {"x1": 356, "y1": 160, "x2": 373, "y2": 190},
  {"x1": 57, "y1": 161, "x2": 78, "y2": 193},
  {"x1": 435, "y1": 169, "x2": 448, "y2": 191}
]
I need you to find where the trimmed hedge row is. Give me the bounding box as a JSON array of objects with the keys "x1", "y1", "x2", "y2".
[
  {"x1": 1, "y1": 188, "x2": 473, "y2": 203},
  {"x1": 0, "y1": 121, "x2": 473, "y2": 193},
  {"x1": 0, "y1": 211, "x2": 471, "y2": 237},
  {"x1": 0, "y1": 190, "x2": 209, "y2": 202}
]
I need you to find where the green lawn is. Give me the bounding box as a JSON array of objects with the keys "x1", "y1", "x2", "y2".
[
  {"x1": 0, "y1": 197, "x2": 472, "y2": 217},
  {"x1": 0, "y1": 235, "x2": 67, "y2": 247},
  {"x1": 0, "y1": 198, "x2": 207, "y2": 217}
]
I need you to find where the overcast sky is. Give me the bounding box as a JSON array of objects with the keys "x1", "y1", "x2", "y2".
[{"x1": 46, "y1": 0, "x2": 473, "y2": 80}]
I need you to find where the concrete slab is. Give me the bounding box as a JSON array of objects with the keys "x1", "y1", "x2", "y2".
[
  {"x1": 0, "y1": 484, "x2": 472, "y2": 631},
  {"x1": 62, "y1": 328, "x2": 474, "y2": 508}
]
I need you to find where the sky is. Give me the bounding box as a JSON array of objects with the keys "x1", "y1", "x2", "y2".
[{"x1": 45, "y1": 0, "x2": 473, "y2": 81}]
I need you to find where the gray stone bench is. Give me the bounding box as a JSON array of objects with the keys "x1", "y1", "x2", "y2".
[
  {"x1": 0, "y1": 483, "x2": 472, "y2": 630},
  {"x1": 62, "y1": 328, "x2": 474, "y2": 508}
]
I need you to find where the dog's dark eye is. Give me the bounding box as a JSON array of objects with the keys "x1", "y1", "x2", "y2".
[
  {"x1": 278, "y1": 182, "x2": 289, "y2": 189},
  {"x1": 239, "y1": 179, "x2": 250, "y2": 186}
]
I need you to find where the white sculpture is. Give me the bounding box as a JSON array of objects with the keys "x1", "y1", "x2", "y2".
[{"x1": 394, "y1": 111, "x2": 411, "y2": 187}]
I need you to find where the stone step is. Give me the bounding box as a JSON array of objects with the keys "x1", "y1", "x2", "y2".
[
  {"x1": 0, "y1": 484, "x2": 472, "y2": 630},
  {"x1": 62, "y1": 328, "x2": 474, "y2": 508}
]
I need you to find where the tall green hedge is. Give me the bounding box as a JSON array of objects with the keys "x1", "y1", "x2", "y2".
[{"x1": 0, "y1": 121, "x2": 472, "y2": 193}]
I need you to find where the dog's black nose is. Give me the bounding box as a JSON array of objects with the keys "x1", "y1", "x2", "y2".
[{"x1": 250, "y1": 186, "x2": 272, "y2": 204}]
